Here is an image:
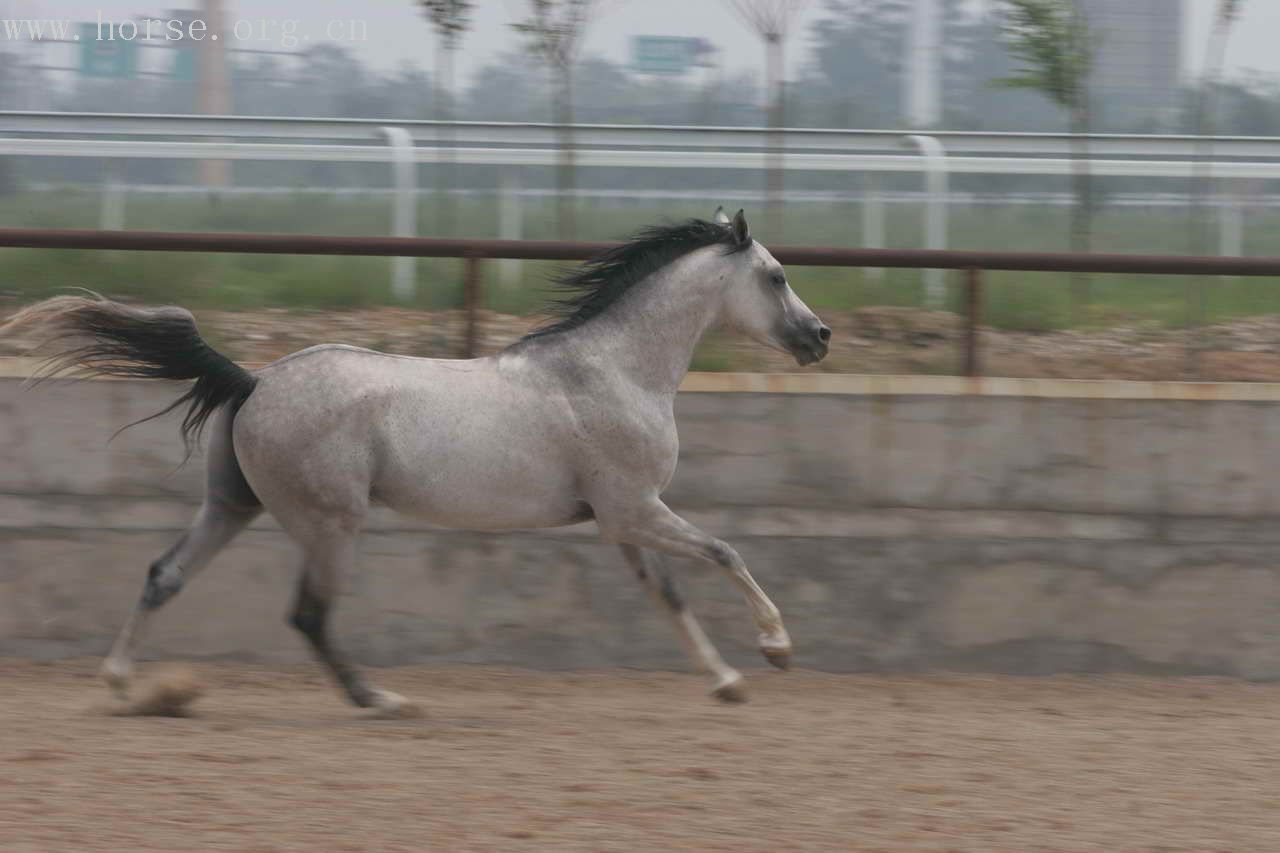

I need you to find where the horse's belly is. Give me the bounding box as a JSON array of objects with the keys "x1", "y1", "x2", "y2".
[
  {"x1": 379, "y1": 481, "x2": 585, "y2": 530},
  {"x1": 395, "y1": 491, "x2": 585, "y2": 530},
  {"x1": 372, "y1": 442, "x2": 585, "y2": 531}
]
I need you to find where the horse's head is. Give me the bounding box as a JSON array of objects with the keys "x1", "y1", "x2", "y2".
[{"x1": 713, "y1": 208, "x2": 830, "y2": 366}]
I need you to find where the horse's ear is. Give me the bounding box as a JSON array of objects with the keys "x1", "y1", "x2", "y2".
[
  {"x1": 713, "y1": 206, "x2": 730, "y2": 224},
  {"x1": 731, "y1": 209, "x2": 750, "y2": 246}
]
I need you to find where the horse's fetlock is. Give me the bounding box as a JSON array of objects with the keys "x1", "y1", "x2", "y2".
[
  {"x1": 658, "y1": 573, "x2": 686, "y2": 612},
  {"x1": 704, "y1": 540, "x2": 736, "y2": 568}
]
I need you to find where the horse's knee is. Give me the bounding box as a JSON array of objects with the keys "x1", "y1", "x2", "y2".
[{"x1": 140, "y1": 558, "x2": 184, "y2": 610}]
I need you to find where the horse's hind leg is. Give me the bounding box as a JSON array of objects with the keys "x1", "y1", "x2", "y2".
[
  {"x1": 101, "y1": 496, "x2": 260, "y2": 696},
  {"x1": 287, "y1": 529, "x2": 412, "y2": 716},
  {"x1": 619, "y1": 545, "x2": 746, "y2": 702},
  {"x1": 101, "y1": 407, "x2": 261, "y2": 697}
]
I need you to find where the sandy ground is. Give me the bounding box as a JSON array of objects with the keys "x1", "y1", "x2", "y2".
[{"x1": 3, "y1": 661, "x2": 1280, "y2": 852}]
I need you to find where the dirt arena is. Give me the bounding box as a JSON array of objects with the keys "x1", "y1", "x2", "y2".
[{"x1": 3, "y1": 660, "x2": 1280, "y2": 852}]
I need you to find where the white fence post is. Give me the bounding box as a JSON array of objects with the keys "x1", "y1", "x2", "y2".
[
  {"x1": 100, "y1": 162, "x2": 126, "y2": 230},
  {"x1": 377, "y1": 126, "x2": 417, "y2": 301},
  {"x1": 499, "y1": 168, "x2": 523, "y2": 287},
  {"x1": 861, "y1": 175, "x2": 885, "y2": 282},
  {"x1": 903, "y1": 134, "x2": 949, "y2": 306},
  {"x1": 1219, "y1": 180, "x2": 1244, "y2": 257}
]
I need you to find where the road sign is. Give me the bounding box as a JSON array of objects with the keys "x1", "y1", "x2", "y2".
[
  {"x1": 78, "y1": 23, "x2": 136, "y2": 79},
  {"x1": 631, "y1": 36, "x2": 710, "y2": 76}
]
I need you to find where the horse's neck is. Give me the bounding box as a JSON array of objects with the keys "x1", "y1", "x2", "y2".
[{"x1": 569, "y1": 267, "x2": 719, "y2": 398}]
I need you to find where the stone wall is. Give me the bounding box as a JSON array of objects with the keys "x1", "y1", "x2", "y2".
[{"x1": 5, "y1": 367, "x2": 1280, "y2": 677}]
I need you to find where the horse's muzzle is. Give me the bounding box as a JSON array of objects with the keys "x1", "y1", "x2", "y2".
[{"x1": 787, "y1": 321, "x2": 831, "y2": 366}]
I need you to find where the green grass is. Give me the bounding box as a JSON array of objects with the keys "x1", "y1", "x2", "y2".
[{"x1": 2, "y1": 190, "x2": 1279, "y2": 330}]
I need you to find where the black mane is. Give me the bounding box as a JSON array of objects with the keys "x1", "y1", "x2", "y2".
[{"x1": 520, "y1": 218, "x2": 749, "y2": 342}]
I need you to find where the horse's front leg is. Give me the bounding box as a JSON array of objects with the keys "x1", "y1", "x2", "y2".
[
  {"x1": 618, "y1": 544, "x2": 747, "y2": 702},
  {"x1": 603, "y1": 499, "x2": 792, "y2": 671}
]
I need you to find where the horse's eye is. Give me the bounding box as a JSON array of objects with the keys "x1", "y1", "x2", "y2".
[{"x1": 770, "y1": 272, "x2": 787, "y2": 288}]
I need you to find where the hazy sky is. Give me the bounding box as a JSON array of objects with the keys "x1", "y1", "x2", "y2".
[{"x1": 7, "y1": 1, "x2": 1280, "y2": 90}]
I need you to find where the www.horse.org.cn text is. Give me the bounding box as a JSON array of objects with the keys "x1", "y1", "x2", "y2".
[{"x1": 1, "y1": 14, "x2": 369, "y2": 49}]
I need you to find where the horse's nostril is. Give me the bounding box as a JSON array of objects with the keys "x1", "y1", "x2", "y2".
[{"x1": 817, "y1": 325, "x2": 832, "y2": 344}]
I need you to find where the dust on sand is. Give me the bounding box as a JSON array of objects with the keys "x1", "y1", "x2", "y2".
[
  {"x1": 3, "y1": 659, "x2": 1280, "y2": 852},
  {"x1": 102, "y1": 665, "x2": 205, "y2": 717}
]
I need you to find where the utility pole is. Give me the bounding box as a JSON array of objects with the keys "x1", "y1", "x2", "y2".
[{"x1": 197, "y1": 0, "x2": 230, "y2": 188}]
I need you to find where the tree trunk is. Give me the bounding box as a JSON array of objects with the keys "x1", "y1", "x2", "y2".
[
  {"x1": 1069, "y1": 98, "x2": 1092, "y2": 323},
  {"x1": 555, "y1": 63, "x2": 576, "y2": 240},
  {"x1": 765, "y1": 34, "x2": 784, "y2": 239},
  {"x1": 435, "y1": 40, "x2": 456, "y2": 237},
  {"x1": 0, "y1": 158, "x2": 15, "y2": 197},
  {"x1": 695, "y1": 60, "x2": 721, "y2": 126},
  {"x1": 1185, "y1": 18, "x2": 1233, "y2": 377},
  {"x1": 196, "y1": 0, "x2": 230, "y2": 189}
]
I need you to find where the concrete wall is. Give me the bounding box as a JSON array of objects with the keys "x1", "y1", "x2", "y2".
[{"x1": 5, "y1": 366, "x2": 1280, "y2": 677}]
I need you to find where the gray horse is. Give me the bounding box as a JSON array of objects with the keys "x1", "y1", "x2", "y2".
[{"x1": 4, "y1": 209, "x2": 829, "y2": 712}]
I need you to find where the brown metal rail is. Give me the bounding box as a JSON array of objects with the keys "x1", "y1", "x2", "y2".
[
  {"x1": 3, "y1": 227, "x2": 1279, "y2": 371},
  {"x1": 4, "y1": 227, "x2": 1280, "y2": 274}
]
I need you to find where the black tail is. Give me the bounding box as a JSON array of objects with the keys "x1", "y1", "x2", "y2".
[{"x1": 1, "y1": 294, "x2": 257, "y2": 450}]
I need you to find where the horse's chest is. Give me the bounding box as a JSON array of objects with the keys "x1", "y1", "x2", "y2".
[{"x1": 576, "y1": 408, "x2": 679, "y2": 490}]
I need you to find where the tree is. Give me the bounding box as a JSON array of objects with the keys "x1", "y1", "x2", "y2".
[
  {"x1": 513, "y1": 0, "x2": 599, "y2": 239},
  {"x1": 804, "y1": 0, "x2": 906, "y2": 127},
  {"x1": 0, "y1": 51, "x2": 20, "y2": 196},
  {"x1": 1188, "y1": 1, "x2": 1245, "y2": 251},
  {"x1": 1187, "y1": 0, "x2": 1244, "y2": 374},
  {"x1": 418, "y1": 2, "x2": 473, "y2": 236},
  {"x1": 723, "y1": 0, "x2": 809, "y2": 237},
  {"x1": 802, "y1": 1, "x2": 1061, "y2": 131},
  {"x1": 995, "y1": 0, "x2": 1095, "y2": 316},
  {"x1": 574, "y1": 57, "x2": 633, "y2": 122},
  {"x1": 1215, "y1": 74, "x2": 1280, "y2": 137},
  {"x1": 465, "y1": 52, "x2": 545, "y2": 121},
  {"x1": 292, "y1": 44, "x2": 372, "y2": 116},
  {"x1": 419, "y1": 0, "x2": 472, "y2": 50}
]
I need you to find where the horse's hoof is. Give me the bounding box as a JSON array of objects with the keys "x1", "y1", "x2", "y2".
[
  {"x1": 110, "y1": 666, "x2": 203, "y2": 717},
  {"x1": 762, "y1": 647, "x2": 792, "y2": 670},
  {"x1": 711, "y1": 675, "x2": 748, "y2": 704},
  {"x1": 366, "y1": 689, "x2": 423, "y2": 720},
  {"x1": 100, "y1": 658, "x2": 131, "y2": 698}
]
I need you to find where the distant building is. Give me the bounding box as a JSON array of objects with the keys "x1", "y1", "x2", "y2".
[{"x1": 1079, "y1": 0, "x2": 1184, "y2": 127}]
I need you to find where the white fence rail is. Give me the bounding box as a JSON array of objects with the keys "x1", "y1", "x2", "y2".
[
  {"x1": 3, "y1": 112, "x2": 1279, "y2": 297},
  {"x1": 5, "y1": 111, "x2": 1280, "y2": 158}
]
